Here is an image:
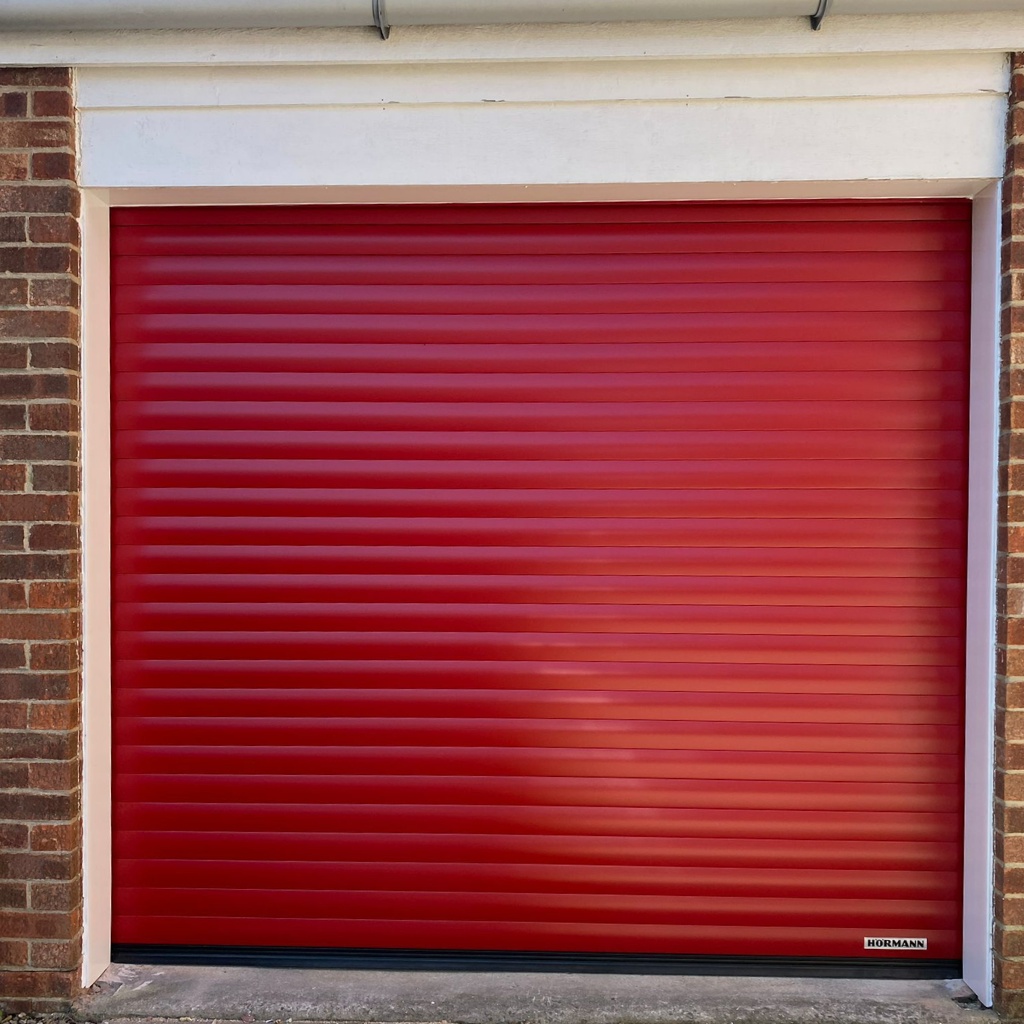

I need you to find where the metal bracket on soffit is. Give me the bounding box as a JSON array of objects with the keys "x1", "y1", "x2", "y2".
[{"x1": 373, "y1": 0, "x2": 389, "y2": 39}]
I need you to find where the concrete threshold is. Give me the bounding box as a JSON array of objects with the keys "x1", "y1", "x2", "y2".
[{"x1": 77, "y1": 964, "x2": 997, "y2": 1024}]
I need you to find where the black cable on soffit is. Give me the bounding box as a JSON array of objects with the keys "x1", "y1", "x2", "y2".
[{"x1": 112, "y1": 945, "x2": 962, "y2": 980}]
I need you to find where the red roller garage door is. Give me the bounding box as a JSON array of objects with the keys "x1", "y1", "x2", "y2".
[{"x1": 110, "y1": 200, "x2": 968, "y2": 966}]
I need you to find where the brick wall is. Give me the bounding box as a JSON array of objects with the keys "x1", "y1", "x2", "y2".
[
  {"x1": 0, "y1": 66, "x2": 83, "y2": 1012},
  {"x1": 994, "y1": 50, "x2": 1024, "y2": 1018}
]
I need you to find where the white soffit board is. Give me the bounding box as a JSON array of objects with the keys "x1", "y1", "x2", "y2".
[
  {"x1": 90, "y1": 181, "x2": 994, "y2": 205},
  {"x1": 3, "y1": 12, "x2": 1024, "y2": 65},
  {"x1": 77, "y1": 52, "x2": 1007, "y2": 189},
  {"x1": 8, "y1": 0, "x2": 1024, "y2": 32}
]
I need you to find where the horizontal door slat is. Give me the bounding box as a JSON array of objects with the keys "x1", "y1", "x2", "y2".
[
  {"x1": 112, "y1": 657, "x2": 965, "y2": 694},
  {"x1": 112, "y1": 250, "x2": 971, "y2": 286}
]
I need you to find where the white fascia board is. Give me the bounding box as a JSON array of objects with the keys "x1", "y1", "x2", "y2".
[
  {"x1": 74, "y1": 51, "x2": 1007, "y2": 109},
  {"x1": 3, "y1": 11, "x2": 1024, "y2": 66}
]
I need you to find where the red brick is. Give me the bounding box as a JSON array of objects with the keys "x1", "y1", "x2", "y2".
[
  {"x1": 30, "y1": 822, "x2": 80, "y2": 853},
  {"x1": 28, "y1": 279, "x2": 79, "y2": 309},
  {"x1": 1003, "y1": 773, "x2": 1024, "y2": 802},
  {"x1": 0, "y1": 881, "x2": 28, "y2": 911},
  {"x1": 0, "y1": 700, "x2": 28, "y2": 728},
  {"x1": 0, "y1": 823, "x2": 29, "y2": 850},
  {"x1": 0, "y1": 245, "x2": 77, "y2": 275},
  {"x1": 1006, "y1": 643, "x2": 1024, "y2": 674},
  {"x1": 28, "y1": 701, "x2": 78, "y2": 731},
  {"x1": 29, "y1": 524, "x2": 80, "y2": 551},
  {"x1": 1010, "y1": 403, "x2": 1024, "y2": 433},
  {"x1": 0, "y1": 433, "x2": 76, "y2": 461},
  {"x1": 1011, "y1": 60, "x2": 1024, "y2": 91},
  {"x1": 0, "y1": 69, "x2": 70, "y2": 87},
  {"x1": 0, "y1": 762, "x2": 29, "y2": 791},
  {"x1": 0, "y1": 90, "x2": 28, "y2": 116},
  {"x1": 0, "y1": 278, "x2": 29, "y2": 306},
  {"x1": 1005, "y1": 272, "x2": 1024, "y2": 308},
  {"x1": 998, "y1": 957, "x2": 1024, "y2": 992},
  {"x1": 0, "y1": 492, "x2": 76, "y2": 522},
  {"x1": 0, "y1": 365, "x2": 77, "y2": 396},
  {"x1": 1002, "y1": 741, "x2": 1024, "y2": 770},
  {"x1": 1006, "y1": 712, "x2": 1024, "y2": 743},
  {"x1": 27, "y1": 403, "x2": 79, "y2": 433},
  {"x1": 0, "y1": 215, "x2": 27, "y2": 241},
  {"x1": 0, "y1": 552, "x2": 79, "y2": 582},
  {"x1": 0, "y1": 465, "x2": 27, "y2": 493},
  {"x1": 3, "y1": 730, "x2": 75, "y2": 761},
  {"x1": 0, "y1": 970, "x2": 79, "y2": 997},
  {"x1": 0, "y1": 940, "x2": 29, "y2": 967},
  {"x1": 0, "y1": 404, "x2": 26, "y2": 430},
  {"x1": 1007, "y1": 559, "x2": 1024, "y2": 586},
  {"x1": 0, "y1": 184, "x2": 79, "y2": 216},
  {"x1": 0, "y1": 789, "x2": 79, "y2": 822},
  {"x1": 1010, "y1": 461, "x2": 1024, "y2": 494},
  {"x1": 1004, "y1": 896, "x2": 1024, "y2": 927},
  {"x1": 0, "y1": 118, "x2": 72, "y2": 149},
  {"x1": 3, "y1": 851, "x2": 78, "y2": 883},
  {"x1": 28, "y1": 642, "x2": 79, "y2": 671},
  {"x1": 28, "y1": 760, "x2": 77, "y2": 791},
  {"x1": 29, "y1": 582, "x2": 78, "y2": 609},
  {"x1": 0, "y1": 152, "x2": 29, "y2": 181},
  {"x1": 0, "y1": 523, "x2": 25, "y2": 548},
  {"x1": 31, "y1": 90, "x2": 73, "y2": 118},
  {"x1": 1007, "y1": 865, "x2": 1024, "y2": 895},
  {"x1": 30, "y1": 341, "x2": 79, "y2": 369},
  {"x1": 27, "y1": 215, "x2": 78, "y2": 244},
  {"x1": 0, "y1": 642, "x2": 27, "y2": 669},
  {"x1": 1, "y1": 610, "x2": 79, "y2": 644},
  {"x1": 1, "y1": 582, "x2": 28, "y2": 608},
  {"x1": 31, "y1": 151, "x2": 75, "y2": 181},
  {"x1": 0, "y1": 874, "x2": 81, "y2": 943},
  {"x1": 0, "y1": 367, "x2": 77, "y2": 403},
  {"x1": 0, "y1": 366, "x2": 78, "y2": 402},
  {"x1": 0, "y1": 342, "x2": 28, "y2": 368},
  {"x1": 30, "y1": 464, "x2": 78, "y2": 493},
  {"x1": 1011, "y1": 105, "x2": 1024, "y2": 142},
  {"x1": 29, "y1": 940, "x2": 79, "y2": 970},
  {"x1": 30, "y1": 879, "x2": 81, "y2": 913},
  {"x1": 1013, "y1": 104, "x2": 1024, "y2": 141},
  {"x1": 0, "y1": 672, "x2": 77, "y2": 701},
  {"x1": 1005, "y1": 800, "x2": 1024, "y2": 836}
]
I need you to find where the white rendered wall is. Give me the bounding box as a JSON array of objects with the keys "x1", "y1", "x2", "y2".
[{"x1": 75, "y1": 48, "x2": 1006, "y2": 190}]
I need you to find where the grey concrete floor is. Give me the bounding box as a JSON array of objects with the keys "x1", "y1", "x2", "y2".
[{"x1": 77, "y1": 963, "x2": 998, "y2": 1024}]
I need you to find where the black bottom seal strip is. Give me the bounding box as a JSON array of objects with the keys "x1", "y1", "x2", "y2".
[{"x1": 112, "y1": 944, "x2": 961, "y2": 979}]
